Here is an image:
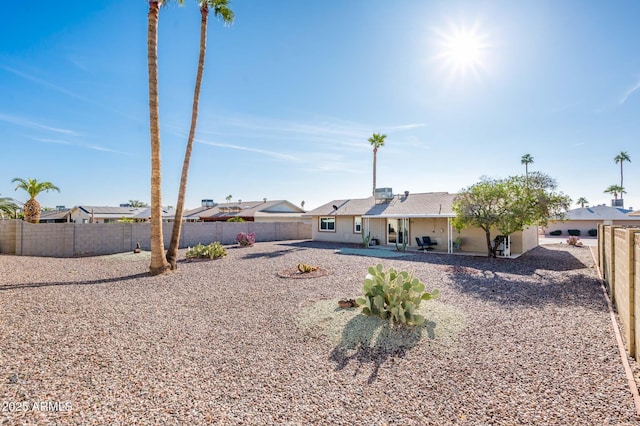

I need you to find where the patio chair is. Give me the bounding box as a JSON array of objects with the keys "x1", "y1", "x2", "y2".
[
  {"x1": 415, "y1": 237, "x2": 427, "y2": 250},
  {"x1": 422, "y1": 236, "x2": 436, "y2": 250}
]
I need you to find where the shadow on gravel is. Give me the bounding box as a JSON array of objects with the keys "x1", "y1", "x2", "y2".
[
  {"x1": 241, "y1": 247, "x2": 305, "y2": 260},
  {"x1": 0, "y1": 272, "x2": 150, "y2": 291},
  {"x1": 444, "y1": 267, "x2": 606, "y2": 311},
  {"x1": 397, "y1": 246, "x2": 590, "y2": 276},
  {"x1": 329, "y1": 315, "x2": 433, "y2": 384}
]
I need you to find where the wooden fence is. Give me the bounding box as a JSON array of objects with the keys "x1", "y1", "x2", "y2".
[{"x1": 598, "y1": 224, "x2": 640, "y2": 361}]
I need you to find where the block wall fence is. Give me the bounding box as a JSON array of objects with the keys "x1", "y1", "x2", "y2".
[
  {"x1": 0, "y1": 220, "x2": 311, "y2": 257},
  {"x1": 597, "y1": 224, "x2": 640, "y2": 362}
]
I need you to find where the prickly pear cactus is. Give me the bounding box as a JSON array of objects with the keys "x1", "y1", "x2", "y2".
[{"x1": 356, "y1": 264, "x2": 440, "y2": 326}]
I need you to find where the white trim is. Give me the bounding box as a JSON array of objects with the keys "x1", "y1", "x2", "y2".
[{"x1": 362, "y1": 213, "x2": 455, "y2": 219}]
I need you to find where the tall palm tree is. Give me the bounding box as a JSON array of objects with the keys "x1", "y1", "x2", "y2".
[
  {"x1": 0, "y1": 194, "x2": 19, "y2": 219},
  {"x1": 12, "y1": 178, "x2": 60, "y2": 223},
  {"x1": 604, "y1": 185, "x2": 625, "y2": 203},
  {"x1": 147, "y1": 0, "x2": 170, "y2": 275},
  {"x1": 166, "y1": 0, "x2": 235, "y2": 269},
  {"x1": 226, "y1": 194, "x2": 233, "y2": 203},
  {"x1": 614, "y1": 151, "x2": 631, "y2": 203},
  {"x1": 368, "y1": 132, "x2": 386, "y2": 197},
  {"x1": 521, "y1": 154, "x2": 534, "y2": 179},
  {"x1": 576, "y1": 197, "x2": 589, "y2": 208}
]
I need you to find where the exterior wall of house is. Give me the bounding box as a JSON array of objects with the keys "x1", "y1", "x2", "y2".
[
  {"x1": 545, "y1": 219, "x2": 640, "y2": 236},
  {"x1": 311, "y1": 216, "x2": 363, "y2": 244},
  {"x1": 409, "y1": 218, "x2": 450, "y2": 250},
  {"x1": 508, "y1": 226, "x2": 538, "y2": 255},
  {"x1": 2, "y1": 221, "x2": 311, "y2": 257},
  {"x1": 367, "y1": 219, "x2": 387, "y2": 246},
  {"x1": 455, "y1": 227, "x2": 489, "y2": 253}
]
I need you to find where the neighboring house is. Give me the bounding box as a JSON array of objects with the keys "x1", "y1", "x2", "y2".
[
  {"x1": 183, "y1": 205, "x2": 214, "y2": 222},
  {"x1": 132, "y1": 207, "x2": 176, "y2": 222},
  {"x1": 39, "y1": 208, "x2": 73, "y2": 223},
  {"x1": 304, "y1": 191, "x2": 538, "y2": 256},
  {"x1": 71, "y1": 206, "x2": 147, "y2": 223},
  {"x1": 198, "y1": 200, "x2": 308, "y2": 223},
  {"x1": 546, "y1": 205, "x2": 640, "y2": 236}
]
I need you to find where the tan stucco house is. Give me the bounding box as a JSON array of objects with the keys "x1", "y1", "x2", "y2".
[
  {"x1": 545, "y1": 205, "x2": 640, "y2": 236},
  {"x1": 305, "y1": 191, "x2": 539, "y2": 256}
]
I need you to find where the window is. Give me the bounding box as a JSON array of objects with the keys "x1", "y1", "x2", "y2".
[
  {"x1": 354, "y1": 216, "x2": 362, "y2": 233},
  {"x1": 319, "y1": 217, "x2": 335, "y2": 232}
]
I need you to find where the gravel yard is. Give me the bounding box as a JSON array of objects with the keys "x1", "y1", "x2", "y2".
[{"x1": 1, "y1": 241, "x2": 638, "y2": 425}]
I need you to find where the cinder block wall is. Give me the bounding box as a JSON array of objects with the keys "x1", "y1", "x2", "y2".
[
  {"x1": 0, "y1": 220, "x2": 17, "y2": 254},
  {"x1": 4, "y1": 221, "x2": 311, "y2": 257}
]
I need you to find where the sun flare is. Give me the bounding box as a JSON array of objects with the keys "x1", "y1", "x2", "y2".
[{"x1": 434, "y1": 23, "x2": 491, "y2": 82}]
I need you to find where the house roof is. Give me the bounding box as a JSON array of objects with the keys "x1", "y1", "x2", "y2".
[
  {"x1": 40, "y1": 209, "x2": 72, "y2": 221},
  {"x1": 132, "y1": 207, "x2": 176, "y2": 220},
  {"x1": 305, "y1": 192, "x2": 458, "y2": 218},
  {"x1": 198, "y1": 200, "x2": 305, "y2": 220},
  {"x1": 183, "y1": 206, "x2": 213, "y2": 219},
  {"x1": 561, "y1": 205, "x2": 634, "y2": 221},
  {"x1": 73, "y1": 206, "x2": 146, "y2": 219}
]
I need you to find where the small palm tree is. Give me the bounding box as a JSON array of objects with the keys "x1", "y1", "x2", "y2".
[
  {"x1": 12, "y1": 178, "x2": 60, "y2": 223},
  {"x1": 521, "y1": 154, "x2": 534, "y2": 179},
  {"x1": 128, "y1": 200, "x2": 149, "y2": 207},
  {"x1": 604, "y1": 185, "x2": 625, "y2": 203},
  {"x1": 0, "y1": 194, "x2": 20, "y2": 219},
  {"x1": 226, "y1": 194, "x2": 233, "y2": 203},
  {"x1": 576, "y1": 197, "x2": 589, "y2": 208},
  {"x1": 368, "y1": 132, "x2": 387, "y2": 196},
  {"x1": 614, "y1": 151, "x2": 631, "y2": 203}
]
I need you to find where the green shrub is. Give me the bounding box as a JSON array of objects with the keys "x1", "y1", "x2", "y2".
[
  {"x1": 227, "y1": 217, "x2": 245, "y2": 222},
  {"x1": 588, "y1": 229, "x2": 597, "y2": 237},
  {"x1": 356, "y1": 264, "x2": 440, "y2": 326},
  {"x1": 568, "y1": 229, "x2": 581, "y2": 236},
  {"x1": 186, "y1": 242, "x2": 227, "y2": 260},
  {"x1": 549, "y1": 230, "x2": 562, "y2": 236}
]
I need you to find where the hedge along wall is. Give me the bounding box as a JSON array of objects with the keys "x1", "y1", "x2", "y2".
[
  {"x1": 0, "y1": 220, "x2": 311, "y2": 257},
  {"x1": 599, "y1": 225, "x2": 640, "y2": 361}
]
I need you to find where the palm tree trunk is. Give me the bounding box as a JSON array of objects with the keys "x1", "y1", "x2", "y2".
[
  {"x1": 372, "y1": 148, "x2": 377, "y2": 197},
  {"x1": 166, "y1": 4, "x2": 209, "y2": 269},
  {"x1": 148, "y1": 0, "x2": 169, "y2": 275},
  {"x1": 620, "y1": 162, "x2": 624, "y2": 201}
]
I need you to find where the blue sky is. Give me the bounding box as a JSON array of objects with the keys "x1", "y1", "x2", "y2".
[{"x1": 1, "y1": 0, "x2": 639, "y2": 211}]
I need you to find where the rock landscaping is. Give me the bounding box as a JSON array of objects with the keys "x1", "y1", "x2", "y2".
[{"x1": 0, "y1": 241, "x2": 638, "y2": 425}]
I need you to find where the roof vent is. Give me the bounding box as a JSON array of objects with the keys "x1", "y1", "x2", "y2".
[
  {"x1": 404, "y1": 191, "x2": 409, "y2": 197},
  {"x1": 374, "y1": 188, "x2": 393, "y2": 200}
]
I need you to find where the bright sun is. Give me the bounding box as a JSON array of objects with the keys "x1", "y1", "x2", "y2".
[{"x1": 434, "y1": 23, "x2": 490, "y2": 82}]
